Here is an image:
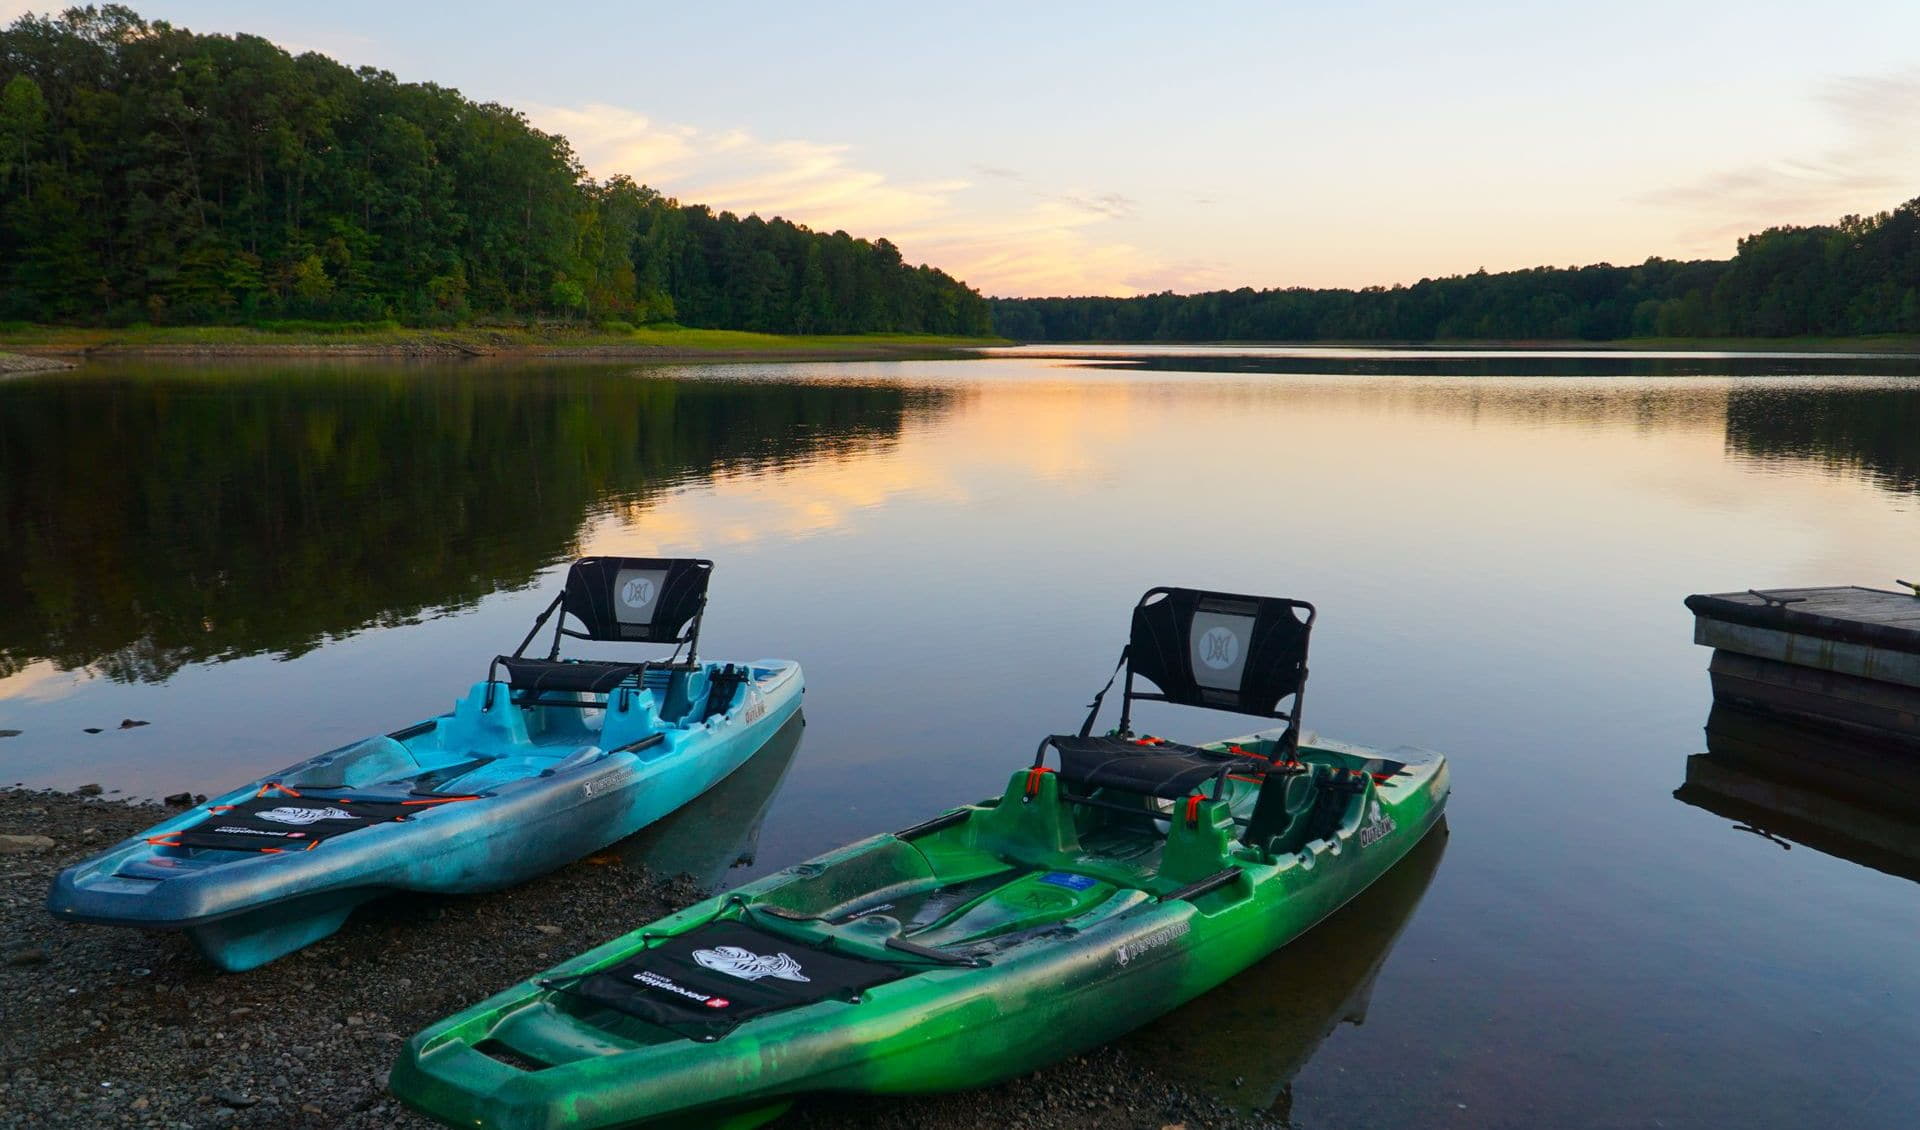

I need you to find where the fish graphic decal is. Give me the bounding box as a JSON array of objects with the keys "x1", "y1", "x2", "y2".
[
  {"x1": 256, "y1": 805, "x2": 357, "y2": 826},
  {"x1": 692, "y1": 945, "x2": 810, "y2": 983}
]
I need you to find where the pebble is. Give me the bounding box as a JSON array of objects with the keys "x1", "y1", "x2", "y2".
[
  {"x1": 75, "y1": 783, "x2": 104, "y2": 795},
  {"x1": 163, "y1": 793, "x2": 194, "y2": 807},
  {"x1": 0, "y1": 833, "x2": 56, "y2": 854},
  {"x1": 119, "y1": 719, "x2": 151, "y2": 729},
  {"x1": 0, "y1": 729, "x2": 20, "y2": 738}
]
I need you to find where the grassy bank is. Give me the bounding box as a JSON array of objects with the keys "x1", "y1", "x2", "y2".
[{"x1": 0, "y1": 322, "x2": 1008, "y2": 360}]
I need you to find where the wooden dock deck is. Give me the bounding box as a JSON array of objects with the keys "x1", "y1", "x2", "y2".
[{"x1": 1685, "y1": 586, "x2": 1920, "y2": 750}]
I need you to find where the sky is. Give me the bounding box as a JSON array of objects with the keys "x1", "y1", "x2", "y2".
[{"x1": 5, "y1": 0, "x2": 1919, "y2": 297}]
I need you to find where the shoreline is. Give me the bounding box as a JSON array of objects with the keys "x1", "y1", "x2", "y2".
[
  {"x1": 0, "y1": 787, "x2": 1279, "y2": 1129},
  {"x1": 0, "y1": 328, "x2": 1006, "y2": 365},
  {"x1": 997, "y1": 335, "x2": 1920, "y2": 355},
  {"x1": 9, "y1": 331, "x2": 1920, "y2": 365}
]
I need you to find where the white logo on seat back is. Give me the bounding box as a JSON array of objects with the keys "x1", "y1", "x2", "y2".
[
  {"x1": 692, "y1": 945, "x2": 810, "y2": 982},
  {"x1": 620, "y1": 577, "x2": 655, "y2": 608},
  {"x1": 1198, "y1": 626, "x2": 1240, "y2": 670},
  {"x1": 257, "y1": 805, "x2": 356, "y2": 825}
]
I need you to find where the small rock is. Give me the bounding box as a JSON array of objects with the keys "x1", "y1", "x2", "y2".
[
  {"x1": 0, "y1": 729, "x2": 20, "y2": 738},
  {"x1": 5, "y1": 947, "x2": 48, "y2": 966},
  {"x1": 533, "y1": 924, "x2": 562, "y2": 936},
  {"x1": 211, "y1": 1088, "x2": 256, "y2": 1108},
  {"x1": 82, "y1": 728, "x2": 103, "y2": 735},
  {"x1": 164, "y1": 792, "x2": 194, "y2": 806},
  {"x1": 119, "y1": 718, "x2": 150, "y2": 729},
  {"x1": 76, "y1": 783, "x2": 103, "y2": 795},
  {"x1": 302, "y1": 1103, "x2": 323, "y2": 1115},
  {"x1": 0, "y1": 833, "x2": 56, "y2": 854},
  {"x1": 132, "y1": 1097, "x2": 149, "y2": 1111}
]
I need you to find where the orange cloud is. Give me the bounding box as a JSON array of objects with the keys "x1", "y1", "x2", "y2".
[{"x1": 523, "y1": 101, "x2": 1171, "y2": 297}]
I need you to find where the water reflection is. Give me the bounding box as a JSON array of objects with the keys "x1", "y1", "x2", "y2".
[
  {"x1": 617, "y1": 712, "x2": 805, "y2": 892},
  {"x1": 1676, "y1": 706, "x2": 1920, "y2": 883},
  {"x1": 0, "y1": 365, "x2": 950, "y2": 683},
  {"x1": 1726, "y1": 386, "x2": 1920, "y2": 496},
  {"x1": 1125, "y1": 824, "x2": 1447, "y2": 1116}
]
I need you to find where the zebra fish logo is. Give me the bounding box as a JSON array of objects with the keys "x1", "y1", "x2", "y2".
[
  {"x1": 692, "y1": 945, "x2": 810, "y2": 983},
  {"x1": 256, "y1": 805, "x2": 356, "y2": 826}
]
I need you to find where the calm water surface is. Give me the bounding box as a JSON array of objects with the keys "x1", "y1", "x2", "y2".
[{"x1": 4, "y1": 348, "x2": 1920, "y2": 1127}]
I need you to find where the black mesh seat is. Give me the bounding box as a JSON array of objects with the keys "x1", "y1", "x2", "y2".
[
  {"x1": 1048, "y1": 735, "x2": 1267, "y2": 800},
  {"x1": 1034, "y1": 586, "x2": 1316, "y2": 829},
  {"x1": 485, "y1": 557, "x2": 713, "y2": 710},
  {"x1": 496, "y1": 657, "x2": 641, "y2": 695}
]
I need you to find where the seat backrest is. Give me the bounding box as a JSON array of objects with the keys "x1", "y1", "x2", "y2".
[
  {"x1": 1120, "y1": 586, "x2": 1314, "y2": 728},
  {"x1": 559, "y1": 557, "x2": 713, "y2": 646}
]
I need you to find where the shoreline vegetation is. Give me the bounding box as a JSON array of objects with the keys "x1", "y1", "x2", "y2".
[{"x1": 0, "y1": 325, "x2": 1007, "y2": 362}]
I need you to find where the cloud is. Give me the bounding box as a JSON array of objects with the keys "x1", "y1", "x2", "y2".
[
  {"x1": 1054, "y1": 191, "x2": 1136, "y2": 220},
  {"x1": 1642, "y1": 67, "x2": 1920, "y2": 252},
  {"x1": 525, "y1": 101, "x2": 1166, "y2": 297}
]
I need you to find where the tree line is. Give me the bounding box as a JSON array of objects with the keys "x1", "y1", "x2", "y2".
[
  {"x1": 992, "y1": 200, "x2": 1920, "y2": 342},
  {"x1": 0, "y1": 6, "x2": 991, "y2": 335}
]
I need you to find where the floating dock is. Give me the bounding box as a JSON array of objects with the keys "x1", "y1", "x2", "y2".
[{"x1": 1684, "y1": 585, "x2": 1920, "y2": 751}]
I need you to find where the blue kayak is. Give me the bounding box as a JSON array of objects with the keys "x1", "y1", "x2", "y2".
[{"x1": 48, "y1": 556, "x2": 805, "y2": 971}]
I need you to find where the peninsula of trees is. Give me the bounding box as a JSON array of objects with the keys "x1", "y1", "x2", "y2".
[
  {"x1": 0, "y1": 7, "x2": 992, "y2": 336},
  {"x1": 992, "y1": 198, "x2": 1920, "y2": 343}
]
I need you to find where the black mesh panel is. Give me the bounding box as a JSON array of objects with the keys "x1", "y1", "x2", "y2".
[
  {"x1": 1129, "y1": 587, "x2": 1312, "y2": 717},
  {"x1": 559, "y1": 557, "x2": 712, "y2": 644}
]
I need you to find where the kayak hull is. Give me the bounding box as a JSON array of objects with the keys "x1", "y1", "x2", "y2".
[
  {"x1": 48, "y1": 660, "x2": 803, "y2": 971},
  {"x1": 391, "y1": 730, "x2": 1448, "y2": 1128}
]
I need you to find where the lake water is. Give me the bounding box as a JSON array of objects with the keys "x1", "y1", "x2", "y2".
[{"x1": 4, "y1": 347, "x2": 1919, "y2": 1127}]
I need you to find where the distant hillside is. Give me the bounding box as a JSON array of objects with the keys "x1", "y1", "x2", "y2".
[
  {"x1": 0, "y1": 6, "x2": 991, "y2": 335},
  {"x1": 993, "y1": 199, "x2": 1920, "y2": 343}
]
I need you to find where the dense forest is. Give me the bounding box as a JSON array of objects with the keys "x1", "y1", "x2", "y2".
[
  {"x1": 993, "y1": 200, "x2": 1920, "y2": 343},
  {"x1": 0, "y1": 6, "x2": 991, "y2": 334}
]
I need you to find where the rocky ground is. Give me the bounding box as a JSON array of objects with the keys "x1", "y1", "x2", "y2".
[
  {"x1": 0, "y1": 790, "x2": 1281, "y2": 1130},
  {"x1": 0, "y1": 351, "x2": 72, "y2": 374}
]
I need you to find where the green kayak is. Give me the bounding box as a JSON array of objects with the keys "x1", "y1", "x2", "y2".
[{"x1": 392, "y1": 586, "x2": 1451, "y2": 1130}]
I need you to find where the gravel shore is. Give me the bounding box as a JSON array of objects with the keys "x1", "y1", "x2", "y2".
[
  {"x1": 0, "y1": 790, "x2": 1280, "y2": 1130},
  {"x1": 0, "y1": 351, "x2": 72, "y2": 374}
]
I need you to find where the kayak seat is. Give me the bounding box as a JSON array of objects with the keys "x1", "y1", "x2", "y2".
[
  {"x1": 1035, "y1": 586, "x2": 1315, "y2": 852},
  {"x1": 1045, "y1": 735, "x2": 1265, "y2": 801},
  {"x1": 486, "y1": 556, "x2": 714, "y2": 711},
  {"x1": 499, "y1": 658, "x2": 642, "y2": 697}
]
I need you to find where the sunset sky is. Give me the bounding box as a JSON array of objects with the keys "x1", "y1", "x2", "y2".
[{"x1": 9, "y1": 0, "x2": 1919, "y2": 297}]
